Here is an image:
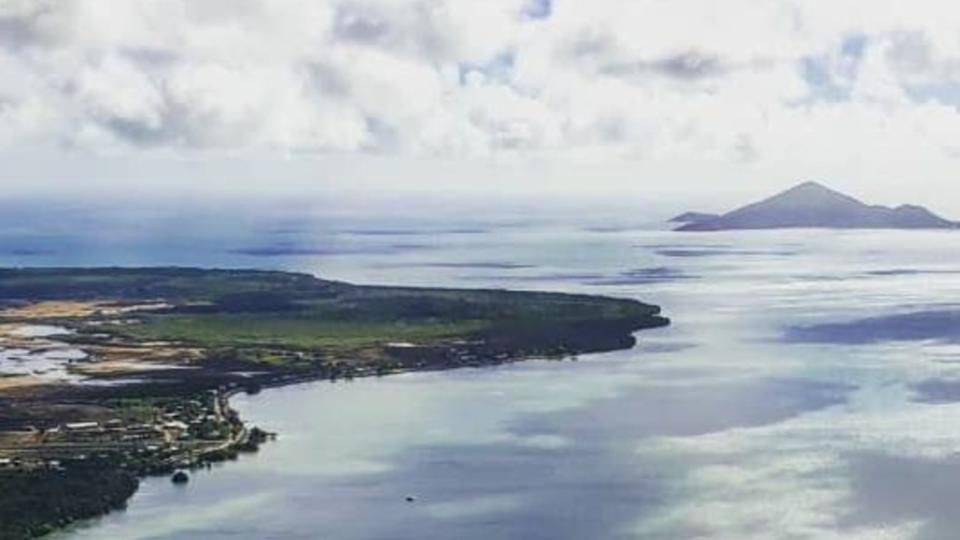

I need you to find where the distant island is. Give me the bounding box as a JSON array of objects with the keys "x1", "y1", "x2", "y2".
[
  {"x1": 672, "y1": 181, "x2": 958, "y2": 231},
  {"x1": 0, "y1": 267, "x2": 668, "y2": 539}
]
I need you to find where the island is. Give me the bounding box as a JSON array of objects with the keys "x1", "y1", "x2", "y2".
[
  {"x1": 673, "y1": 181, "x2": 959, "y2": 231},
  {"x1": 667, "y1": 211, "x2": 720, "y2": 225},
  {"x1": 0, "y1": 267, "x2": 669, "y2": 539}
]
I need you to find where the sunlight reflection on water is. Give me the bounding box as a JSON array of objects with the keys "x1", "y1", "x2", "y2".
[{"x1": 52, "y1": 226, "x2": 960, "y2": 540}]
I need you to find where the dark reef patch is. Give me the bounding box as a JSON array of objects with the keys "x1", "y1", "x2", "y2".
[
  {"x1": 865, "y1": 269, "x2": 960, "y2": 277},
  {"x1": 418, "y1": 262, "x2": 536, "y2": 270},
  {"x1": 3, "y1": 248, "x2": 56, "y2": 256},
  {"x1": 911, "y1": 379, "x2": 960, "y2": 404},
  {"x1": 784, "y1": 310, "x2": 960, "y2": 345},
  {"x1": 230, "y1": 242, "x2": 432, "y2": 257},
  {"x1": 341, "y1": 227, "x2": 489, "y2": 236},
  {"x1": 586, "y1": 266, "x2": 696, "y2": 286},
  {"x1": 509, "y1": 378, "x2": 852, "y2": 440},
  {"x1": 653, "y1": 248, "x2": 798, "y2": 258},
  {"x1": 375, "y1": 261, "x2": 537, "y2": 271}
]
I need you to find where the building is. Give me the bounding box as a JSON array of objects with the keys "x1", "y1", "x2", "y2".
[{"x1": 64, "y1": 422, "x2": 100, "y2": 431}]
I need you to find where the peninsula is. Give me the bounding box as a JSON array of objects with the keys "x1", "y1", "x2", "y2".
[
  {"x1": 0, "y1": 267, "x2": 668, "y2": 539},
  {"x1": 673, "y1": 181, "x2": 958, "y2": 231}
]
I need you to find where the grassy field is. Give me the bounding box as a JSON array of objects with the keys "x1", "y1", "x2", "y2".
[{"x1": 120, "y1": 314, "x2": 488, "y2": 350}]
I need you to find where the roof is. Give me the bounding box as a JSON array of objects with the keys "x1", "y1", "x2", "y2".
[{"x1": 65, "y1": 421, "x2": 100, "y2": 429}]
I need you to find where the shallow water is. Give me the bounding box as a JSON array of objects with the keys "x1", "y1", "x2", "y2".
[
  {"x1": 49, "y1": 226, "x2": 960, "y2": 540},
  {"x1": 0, "y1": 325, "x2": 87, "y2": 383}
]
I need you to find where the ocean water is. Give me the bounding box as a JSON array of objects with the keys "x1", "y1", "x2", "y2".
[{"x1": 43, "y1": 224, "x2": 960, "y2": 540}]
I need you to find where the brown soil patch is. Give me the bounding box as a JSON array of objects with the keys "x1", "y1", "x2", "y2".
[
  {"x1": 0, "y1": 376, "x2": 43, "y2": 391},
  {"x1": 68, "y1": 344, "x2": 201, "y2": 377},
  {"x1": 0, "y1": 301, "x2": 171, "y2": 321},
  {"x1": 0, "y1": 301, "x2": 103, "y2": 320}
]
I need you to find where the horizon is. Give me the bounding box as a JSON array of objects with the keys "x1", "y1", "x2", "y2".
[{"x1": 0, "y1": 175, "x2": 953, "y2": 227}]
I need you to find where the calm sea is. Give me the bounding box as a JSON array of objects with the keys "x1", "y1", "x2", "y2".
[{"x1": 39, "y1": 221, "x2": 960, "y2": 540}]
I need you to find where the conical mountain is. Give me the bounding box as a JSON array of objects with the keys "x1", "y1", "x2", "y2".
[{"x1": 676, "y1": 181, "x2": 957, "y2": 231}]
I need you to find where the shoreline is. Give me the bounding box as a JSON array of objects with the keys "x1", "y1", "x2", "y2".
[
  {"x1": 1, "y1": 320, "x2": 669, "y2": 539},
  {"x1": 0, "y1": 266, "x2": 669, "y2": 539}
]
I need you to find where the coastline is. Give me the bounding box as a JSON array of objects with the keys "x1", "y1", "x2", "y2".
[
  {"x1": 0, "y1": 267, "x2": 669, "y2": 539},
  {"x1": 1, "y1": 314, "x2": 669, "y2": 539}
]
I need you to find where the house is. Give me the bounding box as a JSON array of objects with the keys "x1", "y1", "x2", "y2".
[{"x1": 65, "y1": 422, "x2": 100, "y2": 431}]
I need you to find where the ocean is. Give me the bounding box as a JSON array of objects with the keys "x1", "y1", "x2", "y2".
[{"x1": 36, "y1": 219, "x2": 960, "y2": 539}]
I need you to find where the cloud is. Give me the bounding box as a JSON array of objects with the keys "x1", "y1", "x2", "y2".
[{"x1": 2, "y1": 0, "x2": 960, "y2": 165}]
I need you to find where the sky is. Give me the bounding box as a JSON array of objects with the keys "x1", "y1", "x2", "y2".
[{"x1": 2, "y1": 0, "x2": 960, "y2": 216}]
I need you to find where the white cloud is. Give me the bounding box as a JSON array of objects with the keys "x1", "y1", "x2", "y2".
[{"x1": 2, "y1": 0, "x2": 960, "y2": 171}]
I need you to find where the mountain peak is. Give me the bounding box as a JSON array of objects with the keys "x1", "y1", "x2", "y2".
[
  {"x1": 789, "y1": 180, "x2": 830, "y2": 191},
  {"x1": 792, "y1": 180, "x2": 831, "y2": 191},
  {"x1": 770, "y1": 181, "x2": 859, "y2": 204},
  {"x1": 784, "y1": 181, "x2": 839, "y2": 195},
  {"x1": 674, "y1": 182, "x2": 957, "y2": 231},
  {"x1": 778, "y1": 180, "x2": 853, "y2": 199}
]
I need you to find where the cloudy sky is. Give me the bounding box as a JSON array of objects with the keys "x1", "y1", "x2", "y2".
[{"x1": 2, "y1": 0, "x2": 960, "y2": 213}]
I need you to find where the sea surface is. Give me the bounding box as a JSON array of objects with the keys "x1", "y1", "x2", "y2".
[{"x1": 39, "y1": 223, "x2": 960, "y2": 540}]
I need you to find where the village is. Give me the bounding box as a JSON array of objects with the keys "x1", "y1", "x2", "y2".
[{"x1": 0, "y1": 388, "x2": 255, "y2": 475}]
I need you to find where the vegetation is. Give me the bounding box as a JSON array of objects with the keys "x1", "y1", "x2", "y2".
[
  {"x1": 0, "y1": 267, "x2": 335, "y2": 303},
  {"x1": 0, "y1": 460, "x2": 138, "y2": 540},
  {"x1": 118, "y1": 315, "x2": 489, "y2": 351},
  {"x1": 0, "y1": 267, "x2": 667, "y2": 367},
  {"x1": 0, "y1": 267, "x2": 669, "y2": 538}
]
